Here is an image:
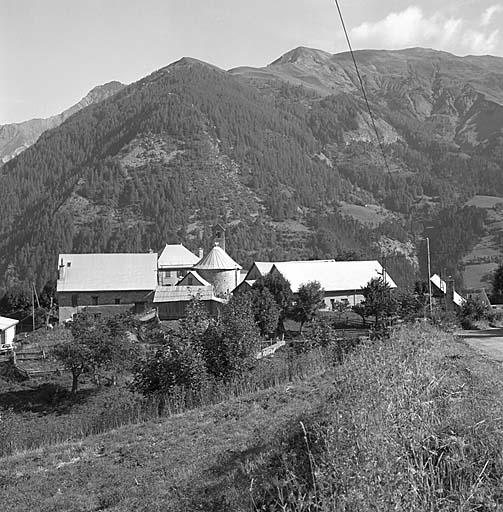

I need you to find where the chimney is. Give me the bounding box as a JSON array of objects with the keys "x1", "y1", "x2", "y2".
[
  {"x1": 445, "y1": 277, "x2": 455, "y2": 312},
  {"x1": 58, "y1": 258, "x2": 65, "y2": 280},
  {"x1": 198, "y1": 248, "x2": 204, "y2": 259}
]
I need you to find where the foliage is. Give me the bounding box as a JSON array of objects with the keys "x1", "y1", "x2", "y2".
[
  {"x1": 249, "y1": 286, "x2": 280, "y2": 338},
  {"x1": 289, "y1": 280, "x2": 325, "y2": 333},
  {"x1": 252, "y1": 272, "x2": 293, "y2": 334},
  {"x1": 201, "y1": 294, "x2": 260, "y2": 382},
  {"x1": 131, "y1": 332, "x2": 209, "y2": 396},
  {"x1": 490, "y1": 263, "x2": 503, "y2": 304},
  {"x1": 356, "y1": 277, "x2": 397, "y2": 329},
  {"x1": 132, "y1": 301, "x2": 210, "y2": 396},
  {"x1": 458, "y1": 297, "x2": 489, "y2": 329},
  {"x1": 133, "y1": 296, "x2": 260, "y2": 395},
  {"x1": 396, "y1": 287, "x2": 428, "y2": 320},
  {"x1": 53, "y1": 312, "x2": 137, "y2": 393}
]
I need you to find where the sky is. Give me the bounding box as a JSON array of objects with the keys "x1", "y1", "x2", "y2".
[{"x1": 1, "y1": 0, "x2": 503, "y2": 124}]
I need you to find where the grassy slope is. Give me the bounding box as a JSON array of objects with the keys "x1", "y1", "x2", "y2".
[
  {"x1": 0, "y1": 373, "x2": 331, "y2": 511},
  {"x1": 462, "y1": 195, "x2": 503, "y2": 289},
  {"x1": 2, "y1": 324, "x2": 503, "y2": 510}
]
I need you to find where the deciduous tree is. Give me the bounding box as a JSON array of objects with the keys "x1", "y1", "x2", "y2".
[{"x1": 289, "y1": 281, "x2": 325, "y2": 334}]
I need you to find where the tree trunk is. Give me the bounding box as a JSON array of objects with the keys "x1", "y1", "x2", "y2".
[{"x1": 71, "y1": 370, "x2": 79, "y2": 394}]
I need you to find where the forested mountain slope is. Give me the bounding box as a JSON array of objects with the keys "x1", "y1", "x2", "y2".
[
  {"x1": 1, "y1": 48, "x2": 503, "y2": 300},
  {"x1": 0, "y1": 81, "x2": 125, "y2": 165}
]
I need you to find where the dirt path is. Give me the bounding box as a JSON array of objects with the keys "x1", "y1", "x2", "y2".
[{"x1": 456, "y1": 328, "x2": 503, "y2": 362}]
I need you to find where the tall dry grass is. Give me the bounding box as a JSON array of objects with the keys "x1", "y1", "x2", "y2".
[{"x1": 253, "y1": 324, "x2": 503, "y2": 511}]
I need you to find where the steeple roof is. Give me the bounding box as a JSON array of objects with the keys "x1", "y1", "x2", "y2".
[{"x1": 193, "y1": 245, "x2": 242, "y2": 271}]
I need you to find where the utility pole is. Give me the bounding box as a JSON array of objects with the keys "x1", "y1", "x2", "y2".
[
  {"x1": 426, "y1": 237, "x2": 433, "y2": 317},
  {"x1": 31, "y1": 284, "x2": 35, "y2": 332}
]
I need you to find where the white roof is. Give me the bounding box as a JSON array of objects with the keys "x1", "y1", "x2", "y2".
[
  {"x1": 271, "y1": 260, "x2": 397, "y2": 293},
  {"x1": 430, "y1": 274, "x2": 466, "y2": 306},
  {"x1": 153, "y1": 285, "x2": 225, "y2": 303},
  {"x1": 253, "y1": 262, "x2": 275, "y2": 276},
  {"x1": 194, "y1": 245, "x2": 242, "y2": 270},
  {"x1": 176, "y1": 271, "x2": 211, "y2": 287},
  {"x1": 158, "y1": 244, "x2": 200, "y2": 269},
  {"x1": 0, "y1": 316, "x2": 19, "y2": 331},
  {"x1": 246, "y1": 260, "x2": 335, "y2": 279},
  {"x1": 57, "y1": 253, "x2": 158, "y2": 292}
]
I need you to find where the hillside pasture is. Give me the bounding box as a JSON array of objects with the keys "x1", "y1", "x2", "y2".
[
  {"x1": 3, "y1": 325, "x2": 503, "y2": 510},
  {"x1": 337, "y1": 202, "x2": 392, "y2": 226},
  {"x1": 462, "y1": 196, "x2": 503, "y2": 290}
]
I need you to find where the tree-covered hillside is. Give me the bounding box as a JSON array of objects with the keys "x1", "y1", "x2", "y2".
[{"x1": 2, "y1": 48, "x2": 503, "y2": 302}]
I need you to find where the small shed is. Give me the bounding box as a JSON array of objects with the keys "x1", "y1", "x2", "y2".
[
  {"x1": 154, "y1": 286, "x2": 226, "y2": 320},
  {"x1": 0, "y1": 316, "x2": 19, "y2": 347}
]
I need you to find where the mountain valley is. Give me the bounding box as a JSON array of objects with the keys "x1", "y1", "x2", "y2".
[{"x1": 1, "y1": 47, "x2": 503, "y2": 301}]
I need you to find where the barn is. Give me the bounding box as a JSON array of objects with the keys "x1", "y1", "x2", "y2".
[
  {"x1": 57, "y1": 253, "x2": 158, "y2": 323},
  {"x1": 270, "y1": 260, "x2": 397, "y2": 309},
  {"x1": 154, "y1": 286, "x2": 225, "y2": 320}
]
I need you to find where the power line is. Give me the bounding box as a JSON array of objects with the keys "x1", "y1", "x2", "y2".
[{"x1": 333, "y1": 0, "x2": 392, "y2": 175}]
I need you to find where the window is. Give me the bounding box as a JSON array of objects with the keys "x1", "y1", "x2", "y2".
[
  {"x1": 71, "y1": 294, "x2": 79, "y2": 307},
  {"x1": 91, "y1": 296, "x2": 98, "y2": 305},
  {"x1": 115, "y1": 298, "x2": 121, "y2": 305}
]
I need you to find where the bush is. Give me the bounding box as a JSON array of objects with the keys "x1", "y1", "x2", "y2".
[
  {"x1": 458, "y1": 297, "x2": 488, "y2": 329},
  {"x1": 202, "y1": 294, "x2": 260, "y2": 382}
]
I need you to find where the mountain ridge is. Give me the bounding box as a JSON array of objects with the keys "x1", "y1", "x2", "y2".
[
  {"x1": 1, "y1": 47, "x2": 503, "y2": 301},
  {"x1": 0, "y1": 81, "x2": 125, "y2": 165}
]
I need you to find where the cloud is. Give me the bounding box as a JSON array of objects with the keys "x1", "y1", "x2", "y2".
[
  {"x1": 348, "y1": 5, "x2": 503, "y2": 56},
  {"x1": 481, "y1": 5, "x2": 503, "y2": 26}
]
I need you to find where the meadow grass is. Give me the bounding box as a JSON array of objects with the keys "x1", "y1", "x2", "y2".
[
  {"x1": 2, "y1": 324, "x2": 503, "y2": 511},
  {"x1": 0, "y1": 343, "x2": 336, "y2": 458},
  {"x1": 251, "y1": 323, "x2": 503, "y2": 511}
]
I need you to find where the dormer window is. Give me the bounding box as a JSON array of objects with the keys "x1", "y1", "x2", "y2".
[{"x1": 67, "y1": 262, "x2": 71, "y2": 267}]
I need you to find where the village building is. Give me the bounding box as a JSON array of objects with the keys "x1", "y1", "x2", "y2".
[
  {"x1": 192, "y1": 245, "x2": 243, "y2": 297},
  {"x1": 153, "y1": 285, "x2": 225, "y2": 320},
  {"x1": 234, "y1": 260, "x2": 336, "y2": 294},
  {"x1": 157, "y1": 244, "x2": 201, "y2": 286},
  {"x1": 176, "y1": 270, "x2": 211, "y2": 287},
  {"x1": 430, "y1": 274, "x2": 466, "y2": 311},
  {"x1": 0, "y1": 316, "x2": 19, "y2": 348},
  {"x1": 56, "y1": 253, "x2": 158, "y2": 323},
  {"x1": 269, "y1": 260, "x2": 397, "y2": 309}
]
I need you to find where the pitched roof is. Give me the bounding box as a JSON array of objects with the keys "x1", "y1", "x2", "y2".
[
  {"x1": 193, "y1": 245, "x2": 242, "y2": 270},
  {"x1": 271, "y1": 260, "x2": 397, "y2": 293},
  {"x1": 252, "y1": 262, "x2": 275, "y2": 276},
  {"x1": 430, "y1": 274, "x2": 466, "y2": 306},
  {"x1": 245, "y1": 260, "x2": 335, "y2": 281},
  {"x1": 56, "y1": 253, "x2": 158, "y2": 292},
  {"x1": 158, "y1": 244, "x2": 200, "y2": 268},
  {"x1": 0, "y1": 316, "x2": 19, "y2": 331},
  {"x1": 153, "y1": 285, "x2": 225, "y2": 303},
  {"x1": 176, "y1": 271, "x2": 211, "y2": 287}
]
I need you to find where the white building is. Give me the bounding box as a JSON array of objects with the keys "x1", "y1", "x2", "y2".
[
  {"x1": 157, "y1": 244, "x2": 201, "y2": 286},
  {"x1": 193, "y1": 245, "x2": 243, "y2": 297},
  {"x1": 0, "y1": 316, "x2": 19, "y2": 347},
  {"x1": 56, "y1": 253, "x2": 158, "y2": 323},
  {"x1": 269, "y1": 260, "x2": 397, "y2": 309}
]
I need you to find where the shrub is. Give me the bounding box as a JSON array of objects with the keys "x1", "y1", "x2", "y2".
[
  {"x1": 458, "y1": 297, "x2": 489, "y2": 329},
  {"x1": 202, "y1": 294, "x2": 260, "y2": 382}
]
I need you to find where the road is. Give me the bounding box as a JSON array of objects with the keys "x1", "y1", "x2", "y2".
[{"x1": 456, "y1": 328, "x2": 503, "y2": 362}]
